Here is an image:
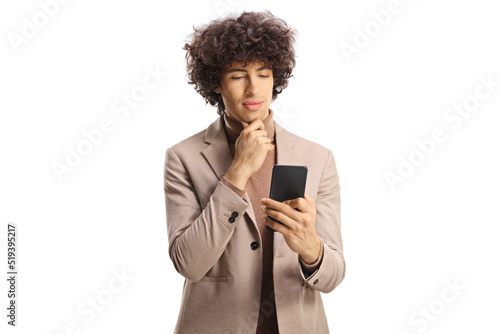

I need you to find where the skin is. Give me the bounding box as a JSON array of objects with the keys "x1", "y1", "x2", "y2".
[{"x1": 214, "y1": 60, "x2": 321, "y2": 264}]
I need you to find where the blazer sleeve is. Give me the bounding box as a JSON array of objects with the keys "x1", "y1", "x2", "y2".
[
  {"x1": 164, "y1": 147, "x2": 250, "y2": 282},
  {"x1": 298, "y1": 148, "x2": 346, "y2": 293}
]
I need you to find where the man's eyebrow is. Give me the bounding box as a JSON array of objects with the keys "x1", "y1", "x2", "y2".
[{"x1": 225, "y1": 66, "x2": 272, "y2": 73}]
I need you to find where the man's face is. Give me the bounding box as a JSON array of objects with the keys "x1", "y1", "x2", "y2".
[{"x1": 214, "y1": 60, "x2": 274, "y2": 123}]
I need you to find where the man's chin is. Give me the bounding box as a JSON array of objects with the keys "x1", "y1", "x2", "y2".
[
  {"x1": 229, "y1": 107, "x2": 268, "y2": 124},
  {"x1": 245, "y1": 109, "x2": 269, "y2": 123}
]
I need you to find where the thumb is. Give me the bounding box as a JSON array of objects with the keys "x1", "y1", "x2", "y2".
[
  {"x1": 241, "y1": 121, "x2": 248, "y2": 128},
  {"x1": 304, "y1": 194, "x2": 315, "y2": 208}
]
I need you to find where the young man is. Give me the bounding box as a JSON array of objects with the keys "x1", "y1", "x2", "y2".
[{"x1": 164, "y1": 10, "x2": 345, "y2": 333}]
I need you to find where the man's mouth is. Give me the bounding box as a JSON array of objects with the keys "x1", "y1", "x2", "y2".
[{"x1": 243, "y1": 100, "x2": 264, "y2": 110}]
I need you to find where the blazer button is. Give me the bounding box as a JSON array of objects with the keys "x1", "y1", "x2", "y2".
[
  {"x1": 313, "y1": 279, "x2": 319, "y2": 285},
  {"x1": 228, "y1": 216, "x2": 235, "y2": 223},
  {"x1": 231, "y1": 211, "x2": 238, "y2": 218},
  {"x1": 250, "y1": 241, "x2": 259, "y2": 250}
]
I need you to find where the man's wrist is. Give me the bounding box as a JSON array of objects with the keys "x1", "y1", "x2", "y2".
[
  {"x1": 300, "y1": 236, "x2": 322, "y2": 264},
  {"x1": 221, "y1": 176, "x2": 246, "y2": 198},
  {"x1": 224, "y1": 164, "x2": 249, "y2": 191}
]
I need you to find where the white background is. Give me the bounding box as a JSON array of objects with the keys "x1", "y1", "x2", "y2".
[{"x1": 1, "y1": 0, "x2": 499, "y2": 333}]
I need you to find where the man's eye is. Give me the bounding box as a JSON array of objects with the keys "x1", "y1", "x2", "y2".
[{"x1": 231, "y1": 75, "x2": 269, "y2": 80}]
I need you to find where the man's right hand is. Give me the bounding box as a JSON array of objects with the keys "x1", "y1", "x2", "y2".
[{"x1": 224, "y1": 118, "x2": 274, "y2": 191}]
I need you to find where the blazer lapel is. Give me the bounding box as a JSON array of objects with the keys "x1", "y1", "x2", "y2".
[
  {"x1": 201, "y1": 116, "x2": 233, "y2": 181},
  {"x1": 201, "y1": 116, "x2": 259, "y2": 233}
]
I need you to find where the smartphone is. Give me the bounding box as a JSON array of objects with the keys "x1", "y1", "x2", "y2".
[{"x1": 266, "y1": 165, "x2": 308, "y2": 232}]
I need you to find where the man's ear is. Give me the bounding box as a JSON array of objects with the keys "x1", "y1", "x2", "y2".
[{"x1": 214, "y1": 87, "x2": 221, "y2": 94}]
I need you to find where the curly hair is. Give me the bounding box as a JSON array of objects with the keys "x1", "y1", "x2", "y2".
[{"x1": 182, "y1": 10, "x2": 298, "y2": 115}]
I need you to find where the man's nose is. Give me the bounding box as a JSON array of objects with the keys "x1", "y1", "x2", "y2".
[{"x1": 244, "y1": 74, "x2": 259, "y2": 95}]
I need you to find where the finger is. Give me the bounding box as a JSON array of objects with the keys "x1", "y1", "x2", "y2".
[
  {"x1": 256, "y1": 119, "x2": 265, "y2": 131},
  {"x1": 263, "y1": 215, "x2": 288, "y2": 235},
  {"x1": 264, "y1": 206, "x2": 298, "y2": 230},
  {"x1": 261, "y1": 197, "x2": 281, "y2": 207},
  {"x1": 283, "y1": 198, "x2": 299, "y2": 210},
  {"x1": 242, "y1": 118, "x2": 265, "y2": 132},
  {"x1": 286, "y1": 197, "x2": 312, "y2": 212},
  {"x1": 250, "y1": 117, "x2": 265, "y2": 131},
  {"x1": 242, "y1": 122, "x2": 266, "y2": 137},
  {"x1": 262, "y1": 199, "x2": 300, "y2": 223},
  {"x1": 256, "y1": 137, "x2": 273, "y2": 147},
  {"x1": 304, "y1": 194, "x2": 315, "y2": 209},
  {"x1": 251, "y1": 129, "x2": 270, "y2": 138}
]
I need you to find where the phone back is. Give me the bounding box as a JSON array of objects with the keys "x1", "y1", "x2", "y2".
[{"x1": 269, "y1": 165, "x2": 308, "y2": 202}]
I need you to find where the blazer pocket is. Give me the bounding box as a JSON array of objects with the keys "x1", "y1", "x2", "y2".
[{"x1": 197, "y1": 276, "x2": 227, "y2": 282}]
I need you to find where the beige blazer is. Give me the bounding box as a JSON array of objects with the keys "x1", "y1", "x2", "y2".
[{"x1": 164, "y1": 115, "x2": 345, "y2": 333}]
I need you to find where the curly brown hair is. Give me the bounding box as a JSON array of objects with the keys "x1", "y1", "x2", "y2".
[{"x1": 182, "y1": 10, "x2": 298, "y2": 115}]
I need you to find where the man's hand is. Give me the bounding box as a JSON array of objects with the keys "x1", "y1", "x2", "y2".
[
  {"x1": 260, "y1": 194, "x2": 321, "y2": 264},
  {"x1": 224, "y1": 118, "x2": 274, "y2": 190}
]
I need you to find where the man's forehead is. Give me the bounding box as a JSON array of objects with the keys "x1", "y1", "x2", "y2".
[{"x1": 223, "y1": 60, "x2": 271, "y2": 71}]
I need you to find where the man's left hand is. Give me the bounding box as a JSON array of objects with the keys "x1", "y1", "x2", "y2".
[{"x1": 261, "y1": 194, "x2": 321, "y2": 264}]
